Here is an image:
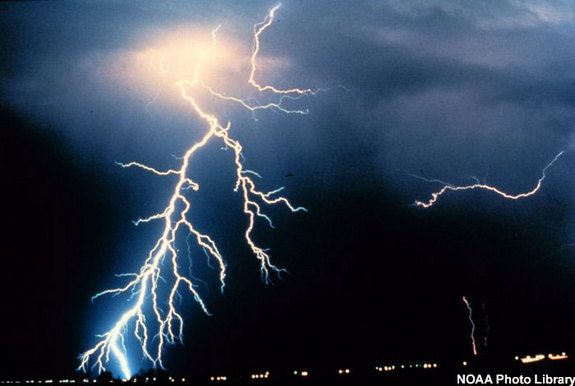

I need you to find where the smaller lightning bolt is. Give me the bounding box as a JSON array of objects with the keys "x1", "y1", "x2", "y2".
[
  {"x1": 413, "y1": 151, "x2": 564, "y2": 208},
  {"x1": 462, "y1": 296, "x2": 478, "y2": 356},
  {"x1": 482, "y1": 301, "x2": 489, "y2": 348}
]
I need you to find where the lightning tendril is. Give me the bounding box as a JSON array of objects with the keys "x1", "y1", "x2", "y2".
[{"x1": 413, "y1": 151, "x2": 564, "y2": 208}]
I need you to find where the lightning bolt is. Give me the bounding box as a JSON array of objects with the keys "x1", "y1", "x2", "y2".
[
  {"x1": 462, "y1": 296, "x2": 478, "y2": 356},
  {"x1": 482, "y1": 301, "x2": 489, "y2": 348},
  {"x1": 413, "y1": 151, "x2": 564, "y2": 208},
  {"x1": 79, "y1": 4, "x2": 314, "y2": 379}
]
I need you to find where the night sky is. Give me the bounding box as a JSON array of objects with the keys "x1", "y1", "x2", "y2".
[{"x1": 1, "y1": 0, "x2": 575, "y2": 380}]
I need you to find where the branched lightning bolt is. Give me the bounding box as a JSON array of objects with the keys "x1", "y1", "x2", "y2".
[
  {"x1": 413, "y1": 151, "x2": 564, "y2": 208},
  {"x1": 462, "y1": 296, "x2": 478, "y2": 356},
  {"x1": 79, "y1": 4, "x2": 312, "y2": 379}
]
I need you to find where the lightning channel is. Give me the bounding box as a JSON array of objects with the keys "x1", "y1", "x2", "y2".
[
  {"x1": 462, "y1": 296, "x2": 478, "y2": 356},
  {"x1": 413, "y1": 151, "x2": 564, "y2": 208},
  {"x1": 483, "y1": 301, "x2": 489, "y2": 348}
]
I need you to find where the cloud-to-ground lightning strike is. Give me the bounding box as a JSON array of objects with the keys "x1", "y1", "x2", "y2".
[
  {"x1": 79, "y1": 4, "x2": 314, "y2": 379},
  {"x1": 462, "y1": 296, "x2": 478, "y2": 356},
  {"x1": 413, "y1": 151, "x2": 564, "y2": 208}
]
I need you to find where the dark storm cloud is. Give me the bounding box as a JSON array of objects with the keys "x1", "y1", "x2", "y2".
[
  {"x1": 2, "y1": 0, "x2": 573, "y2": 198},
  {"x1": 1, "y1": 0, "x2": 574, "y2": 216},
  {"x1": 270, "y1": 0, "x2": 575, "y2": 198}
]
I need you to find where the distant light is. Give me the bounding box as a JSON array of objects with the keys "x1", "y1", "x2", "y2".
[
  {"x1": 548, "y1": 353, "x2": 568, "y2": 361},
  {"x1": 250, "y1": 372, "x2": 268, "y2": 380},
  {"x1": 462, "y1": 361, "x2": 468, "y2": 366},
  {"x1": 520, "y1": 354, "x2": 545, "y2": 364}
]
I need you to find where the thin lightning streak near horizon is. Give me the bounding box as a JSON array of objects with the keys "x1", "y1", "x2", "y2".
[
  {"x1": 483, "y1": 301, "x2": 489, "y2": 348},
  {"x1": 462, "y1": 296, "x2": 478, "y2": 357},
  {"x1": 78, "y1": 4, "x2": 314, "y2": 379},
  {"x1": 413, "y1": 151, "x2": 564, "y2": 208}
]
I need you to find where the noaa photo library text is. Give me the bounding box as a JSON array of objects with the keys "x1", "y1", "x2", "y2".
[{"x1": 458, "y1": 374, "x2": 575, "y2": 385}]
